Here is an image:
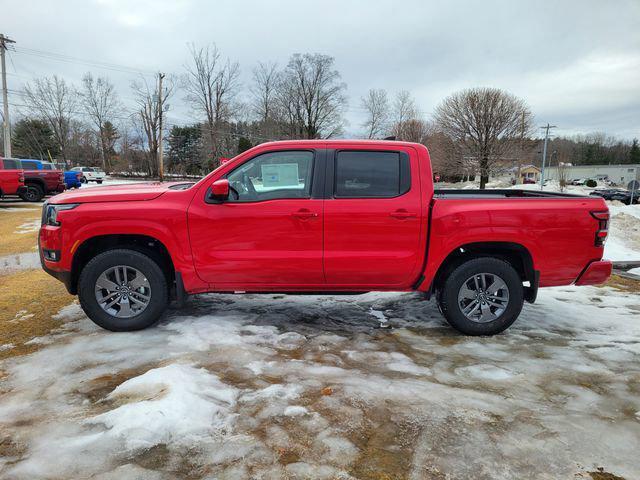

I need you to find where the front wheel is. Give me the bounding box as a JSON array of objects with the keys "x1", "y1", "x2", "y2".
[
  {"x1": 81, "y1": 176, "x2": 87, "y2": 184},
  {"x1": 438, "y1": 257, "x2": 524, "y2": 336},
  {"x1": 96, "y1": 180, "x2": 103, "y2": 184},
  {"x1": 78, "y1": 249, "x2": 168, "y2": 331}
]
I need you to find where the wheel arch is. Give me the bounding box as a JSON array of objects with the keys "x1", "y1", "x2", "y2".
[
  {"x1": 430, "y1": 241, "x2": 539, "y2": 303},
  {"x1": 70, "y1": 234, "x2": 176, "y2": 295}
]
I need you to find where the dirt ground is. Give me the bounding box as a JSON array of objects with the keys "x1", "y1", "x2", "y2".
[{"x1": 1, "y1": 201, "x2": 639, "y2": 479}]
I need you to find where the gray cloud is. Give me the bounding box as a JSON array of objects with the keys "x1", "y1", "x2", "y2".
[{"x1": 3, "y1": 0, "x2": 639, "y2": 138}]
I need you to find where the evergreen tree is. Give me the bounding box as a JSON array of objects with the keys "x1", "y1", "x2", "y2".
[
  {"x1": 12, "y1": 118, "x2": 60, "y2": 159},
  {"x1": 630, "y1": 139, "x2": 640, "y2": 164},
  {"x1": 167, "y1": 125, "x2": 204, "y2": 175},
  {"x1": 237, "y1": 136, "x2": 252, "y2": 154}
]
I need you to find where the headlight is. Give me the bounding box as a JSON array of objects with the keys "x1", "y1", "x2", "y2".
[{"x1": 42, "y1": 203, "x2": 79, "y2": 226}]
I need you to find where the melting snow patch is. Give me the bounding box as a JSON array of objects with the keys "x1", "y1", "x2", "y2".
[
  {"x1": 88, "y1": 364, "x2": 238, "y2": 450},
  {"x1": 14, "y1": 219, "x2": 40, "y2": 234},
  {"x1": 455, "y1": 364, "x2": 517, "y2": 381},
  {"x1": 284, "y1": 405, "x2": 309, "y2": 416}
]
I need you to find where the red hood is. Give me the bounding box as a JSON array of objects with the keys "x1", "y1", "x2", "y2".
[{"x1": 50, "y1": 182, "x2": 185, "y2": 204}]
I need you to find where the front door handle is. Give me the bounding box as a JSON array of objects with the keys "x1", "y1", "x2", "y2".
[
  {"x1": 291, "y1": 209, "x2": 318, "y2": 220},
  {"x1": 390, "y1": 209, "x2": 417, "y2": 219}
]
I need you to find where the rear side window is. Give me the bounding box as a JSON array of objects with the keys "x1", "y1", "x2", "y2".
[
  {"x1": 334, "y1": 151, "x2": 410, "y2": 198},
  {"x1": 2, "y1": 159, "x2": 20, "y2": 169},
  {"x1": 21, "y1": 161, "x2": 39, "y2": 169}
]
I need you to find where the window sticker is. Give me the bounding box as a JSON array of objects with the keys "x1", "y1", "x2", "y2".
[{"x1": 261, "y1": 163, "x2": 300, "y2": 188}]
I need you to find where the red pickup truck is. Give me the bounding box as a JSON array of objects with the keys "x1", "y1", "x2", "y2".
[
  {"x1": 0, "y1": 169, "x2": 27, "y2": 199},
  {"x1": 0, "y1": 157, "x2": 66, "y2": 202},
  {"x1": 39, "y1": 140, "x2": 612, "y2": 335}
]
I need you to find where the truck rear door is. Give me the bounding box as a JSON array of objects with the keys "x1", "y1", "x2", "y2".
[{"x1": 323, "y1": 146, "x2": 424, "y2": 287}]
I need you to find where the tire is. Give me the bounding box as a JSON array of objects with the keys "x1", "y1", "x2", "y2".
[
  {"x1": 20, "y1": 184, "x2": 44, "y2": 202},
  {"x1": 81, "y1": 176, "x2": 87, "y2": 184},
  {"x1": 78, "y1": 249, "x2": 168, "y2": 331},
  {"x1": 437, "y1": 257, "x2": 523, "y2": 336},
  {"x1": 96, "y1": 180, "x2": 103, "y2": 184}
]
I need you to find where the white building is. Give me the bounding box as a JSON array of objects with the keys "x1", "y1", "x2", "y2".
[{"x1": 544, "y1": 164, "x2": 640, "y2": 186}]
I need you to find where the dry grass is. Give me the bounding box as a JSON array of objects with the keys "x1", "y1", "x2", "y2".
[
  {"x1": 605, "y1": 274, "x2": 640, "y2": 293},
  {"x1": 0, "y1": 269, "x2": 75, "y2": 360},
  {"x1": 0, "y1": 206, "x2": 40, "y2": 257}
]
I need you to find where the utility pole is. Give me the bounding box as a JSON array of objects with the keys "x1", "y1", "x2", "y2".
[
  {"x1": 540, "y1": 123, "x2": 556, "y2": 190},
  {"x1": 157, "y1": 72, "x2": 165, "y2": 182},
  {"x1": 1, "y1": 34, "x2": 15, "y2": 158}
]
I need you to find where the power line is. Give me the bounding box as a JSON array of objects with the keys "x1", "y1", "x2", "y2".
[{"x1": 10, "y1": 45, "x2": 155, "y2": 77}]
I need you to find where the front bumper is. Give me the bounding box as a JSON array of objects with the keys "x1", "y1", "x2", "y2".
[
  {"x1": 38, "y1": 234, "x2": 74, "y2": 293},
  {"x1": 575, "y1": 260, "x2": 612, "y2": 286}
]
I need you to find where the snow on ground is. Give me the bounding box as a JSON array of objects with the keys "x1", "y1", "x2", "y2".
[{"x1": 0, "y1": 287, "x2": 639, "y2": 479}]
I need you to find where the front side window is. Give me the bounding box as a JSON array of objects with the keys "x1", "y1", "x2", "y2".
[
  {"x1": 226, "y1": 150, "x2": 314, "y2": 202},
  {"x1": 334, "y1": 151, "x2": 409, "y2": 198}
]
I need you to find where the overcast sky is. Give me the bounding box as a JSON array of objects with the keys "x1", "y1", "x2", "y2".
[{"x1": 3, "y1": 0, "x2": 639, "y2": 139}]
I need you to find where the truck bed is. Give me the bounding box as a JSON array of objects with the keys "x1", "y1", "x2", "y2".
[{"x1": 433, "y1": 189, "x2": 588, "y2": 199}]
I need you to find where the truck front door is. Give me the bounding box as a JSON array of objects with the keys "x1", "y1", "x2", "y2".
[{"x1": 188, "y1": 149, "x2": 325, "y2": 288}]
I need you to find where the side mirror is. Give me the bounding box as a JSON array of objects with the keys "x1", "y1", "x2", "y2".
[{"x1": 210, "y1": 179, "x2": 230, "y2": 202}]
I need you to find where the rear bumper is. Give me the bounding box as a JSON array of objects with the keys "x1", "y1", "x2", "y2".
[
  {"x1": 55, "y1": 183, "x2": 66, "y2": 193},
  {"x1": 575, "y1": 260, "x2": 612, "y2": 286}
]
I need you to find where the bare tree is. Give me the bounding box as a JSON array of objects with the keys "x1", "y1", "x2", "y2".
[
  {"x1": 131, "y1": 76, "x2": 174, "y2": 177},
  {"x1": 251, "y1": 61, "x2": 280, "y2": 124},
  {"x1": 391, "y1": 90, "x2": 419, "y2": 140},
  {"x1": 183, "y1": 43, "x2": 240, "y2": 166},
  {"x1": 276, "y1": 53, "x2": 347, "y2": 139},
  {"x1": 434, "y1": 87, "x2": 532, "y2": 189},
  {"x1": 360, "y1": 88, "x2": 389, "y2": 139},
  {"x1": 80, "y1": 72, "x2": 121, "y2": 171},
  {"x1": 22, "y1": 75, "x2": 77, "y2": 161}
]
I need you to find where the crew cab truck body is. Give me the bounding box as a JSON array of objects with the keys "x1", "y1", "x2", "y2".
[
  {"x1": 39, "y1": 140, "x2": 612, "y2": 335},
  {"x1": 0, "y1": 157, "x2": 65, "y2": 202},
  {"x1": 0, "y1": 169, "x2": 27, "y2": 198}
]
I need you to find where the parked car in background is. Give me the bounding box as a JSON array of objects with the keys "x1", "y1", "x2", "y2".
[
  {"x1": 0, "y1": 168, "x2": 27, "y2": 199},
  {"x1": 71, "y1": 167, "x2": 105, "y2": 184},
  {"x1": 48, "y1": 162, "x2": 83, "y2": 189},
  {"x1": 40, "y1": 140, "x2": 612, "y2": 336},
  {"x1": 590, "y1": 188, "x2": 639, "y2": 205},
  {"x1": 0, "y1": 157, "x2": 65, "y2": 202}
]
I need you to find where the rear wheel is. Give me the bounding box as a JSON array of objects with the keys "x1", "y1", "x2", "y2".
[
  {"x1": 81, "y1": 176, "x2": 87, "y2": 183},
  {"x1": 438, "y1": 257, "x2": 523, "y2": 335},
  {"x1": 20, "y1": 184, "x2": 44, "y2": 202},
  {"x1": 78, "y1": 249, "x2": 168, "y2": 331},
  {"x1": 96, "y1": 180, "x2": 103, "y2": 184}
]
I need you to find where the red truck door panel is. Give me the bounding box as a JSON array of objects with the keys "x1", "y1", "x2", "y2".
[
  {"x1": 188, "y1": 149, "x2": 324, "y2": 286},
  {"x1": 323, "y1": 147, "x2": 423, "y2": 287}
]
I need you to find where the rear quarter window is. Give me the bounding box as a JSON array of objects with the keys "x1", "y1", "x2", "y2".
[{"x1": 21, "y1": 161, "x2": 40, "y2": 169}]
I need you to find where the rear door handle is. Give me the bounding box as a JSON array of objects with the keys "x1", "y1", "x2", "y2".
[
  {"x1": 291, "y1": 209, "x2": 318, "y2": 219},
  {"x1": 390, "y1": 210, "x2": 417, "y2": 219}
]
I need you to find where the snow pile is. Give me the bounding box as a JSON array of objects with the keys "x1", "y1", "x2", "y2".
[
  {"x1": 606, "y1": 203, "x2": 640, "y2": 261},
  {"x1": 89, "y1": 364, "x2": 238, "y2": 450}
]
